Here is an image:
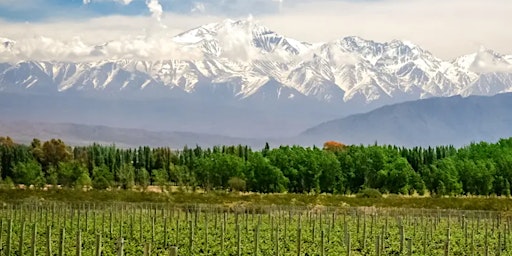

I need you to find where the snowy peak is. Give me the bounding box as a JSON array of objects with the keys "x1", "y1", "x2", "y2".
[
  {"x1": 172, "y1": 18, "x2": 311, "y2": 58},
  {"x1": 453, "y1": 53, "x2": 478, "y2": 70},
  {"x1": 337, "y1": 36, "x2": 431, "y2": 66},
  {"x1": 173, "y1": 18, "x2": 275, "y2": 44}
]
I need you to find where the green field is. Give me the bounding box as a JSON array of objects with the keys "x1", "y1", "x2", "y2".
[
  {"x1": 0, "y1": 201, "x2": 510, "y2": 255},
  {"x1": 2, "y1": 188, "x2": 512, "y2": 211}
]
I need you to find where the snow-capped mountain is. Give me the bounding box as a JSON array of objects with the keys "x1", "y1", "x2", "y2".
[{"x1": 1, "y1": 18, "x2": 512, "y2": 105}]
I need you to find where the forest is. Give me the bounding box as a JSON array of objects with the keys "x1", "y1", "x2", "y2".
[{"x1": 1, "y1": 136, "x2": 512, "y2": 196}]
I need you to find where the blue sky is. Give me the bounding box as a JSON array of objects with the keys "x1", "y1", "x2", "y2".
[
  {"x1": 0, "y1": 0, "x2": 510, "y2": 60},
  {"x1": 0, "y1": 0, "x2": 156, "y2": 21},
  {"x1": 0, "y1": 0, "x2": 286, "y2": 22}
]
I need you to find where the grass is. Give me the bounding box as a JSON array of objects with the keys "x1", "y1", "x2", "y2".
[{"x1": 1, "y1": 188, "x2": 512, "y2": 211}]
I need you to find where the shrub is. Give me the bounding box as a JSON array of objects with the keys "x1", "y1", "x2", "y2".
[
  {"x1": 75, "y1": 173, "x2": 92, "y2": 190},
  {"x1": 1, "y1": 177, "x2": 14, "y2": 189},
  {"x1": 92, "y1": 176, "x2": 110, "y2": 190},
  {"x1": 356, "y1": 188, "x2": 382, "y2": 198},
  {"x1": 228, "y1": 177, "x2": 246, "y2": 192}
]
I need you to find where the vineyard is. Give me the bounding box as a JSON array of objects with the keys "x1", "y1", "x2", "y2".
[{"x1": 0, "y1": 202, "x2": 510, "y2": 255}]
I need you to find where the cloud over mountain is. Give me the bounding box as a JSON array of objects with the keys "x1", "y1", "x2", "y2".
[{"x1": 0, "y1": 0, "x2": 510, "y2": 60}]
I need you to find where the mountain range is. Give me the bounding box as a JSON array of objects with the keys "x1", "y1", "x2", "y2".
[
  {"x1": 1, "y1": 18, "x2": 512, "y2": 141},
  {"x1": 0, "y1": 120, "x2": 263, "y2": 149},
  {"x1": 2, "y1": 19, "x2": 512, "y2": 103}
]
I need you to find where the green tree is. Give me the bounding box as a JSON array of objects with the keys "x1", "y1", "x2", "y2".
[
  {"x1": 29, "y1": 138, "x2": 44, "y2": 164},
  {"x1": 57, "y1": 161, "x2": 87, "y2": 187},
  {"x1": 384, "y1": 157, "x2": 416, "y2": 194},
  {"x1": 318, "y1": 150, "x2": 342, "y2": 193},
  {"x1": 75, "y1": 172, "x2": 92, "y2": 189},
  {"x1": 152, "y1": 168, "x2": 169, "y2": 192},
  {"x1": 42, "y1": 139, "x2": 71, "y2": 169},
  {"x1": 0, "y1": 136, "x2": 16, "y2": 179},
  {"x1": 247, "y1": 152, "x2": 288, "y2": 193},
  {"x1": 194, "y1": 153, "x2": 246, "y2": 190},
  {"x1": 12, "y1": 160, "x2": 44, "y2": 187},
  {"x1": 92, "y1": 165, "x2": 113, "y2": 190},
  {"x1": 432, "y1": 157, "x2": 462, "y2": 195},
  {"x1": 118, "y1": 163, "x2": 135, "y2": 189},
  {"x1": 336, "y1": 148, "x2": 359, "y2": 194},
  {"x1": 135, "y1": 168, "x2": 150, "y2": 191}
]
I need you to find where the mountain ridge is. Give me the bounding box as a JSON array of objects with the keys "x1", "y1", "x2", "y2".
[
  {"x1": 300, "y1": 92, "x2": 512, "y2": 147},
  {"x1": 0, "y1": 120, "x2": 267, "y2": 149}
]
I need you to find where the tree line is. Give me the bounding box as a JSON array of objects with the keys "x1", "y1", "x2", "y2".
[{"x1": 1, "y1": 136, "x2": 512, "y2": 196}]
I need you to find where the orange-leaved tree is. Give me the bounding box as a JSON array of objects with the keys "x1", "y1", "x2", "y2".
[{"x1": 323, "y1": 141, "x2": 347, "y2": 152}]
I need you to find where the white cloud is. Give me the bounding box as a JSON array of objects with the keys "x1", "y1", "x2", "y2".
[
  {"x1": 273, "y1": 0, "x2": 283, "y2": 12},
  {"x1": 146, "y1": 0, "x2": 163, "y2": 22},
  {"x1": 215, "y1": 18, "x2": 262, "y2": 62},
  {"x1": 470, "y1": 48, "x2": 512, "y2": 74},
  {"x1": 191, "y1": 2, "x2": 206, "y2": 14},
  {"x1": 0, "y1": 0, "x2": 511, "y2": 62},
  {"x1": 83, "y1": 0, "x2": 134, "y2": 4},
  {"x1": 259, "y1": 0, "x2": 512, "y2": 59},
  {"x1": 0, "y1": 33, "x2": 205, "y2": 62},
  {"x1": 0, "y1": 15, "x2": 211, "y2": 62}
]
